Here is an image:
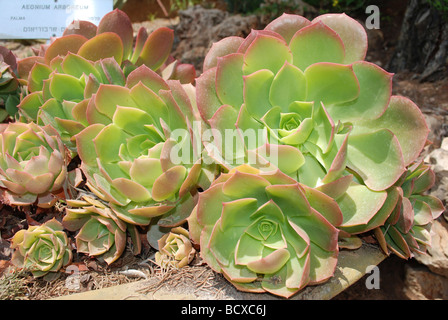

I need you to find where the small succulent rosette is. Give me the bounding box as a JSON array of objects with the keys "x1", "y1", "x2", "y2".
[
  {"x1": 188, "y1": 165, "x2": 341, "y2": 298},
  {"x1": 155, "y1": 226, "x2": 196, "y2": 268},
  {"x1": 75, "y1": 70, "x2": 208, "y2": 228},
  {"x1": 10, "y1": 218, "x2": 72, "y2": 277},
  {"x1": 0, "y1": 46, "x2": 21, "y2": 121},
  {"x1": 374, "y1": 161, "x2": 445, "y2": 259},
  {"x1": 0, "y1": 122, "x2": 68, "y2": 208},
  {"x1": 63, "y1": 195, "x2": 141, "y2": 264}
]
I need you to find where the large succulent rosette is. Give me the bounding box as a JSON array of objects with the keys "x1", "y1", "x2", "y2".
[
  {"x1": 18, "y1": 54, "x2": 128, "y2": 152},
  {"x1": 18, "y1": 9, "x2": 194, "y2": 85},
  {"x1": 196, "y1": 13, "x2": 429, "y2": 234},
  {"x1": 0, "y1": 122, "x2": 68, "y2": 207},
  {"x1": 75, "y1": 67, "x2": 207, "y2": 227},
  {"x1": 188, "y1": 165, "x2": 342, "y2": 298},
  {"x1": 374, "y1": 161, "x2": 445, "y2": 259},
  {"x1": 10, "y1": 218, "x2": 72, "y2": 277},
  {"x1": 17, "y1": 9, "x2": 195, "y2": 153}
]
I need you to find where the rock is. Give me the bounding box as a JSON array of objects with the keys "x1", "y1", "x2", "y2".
[
  {"x1": 414, "y1": 219, "x2": 448, "y2": 278},
  {"x1": 403, "y1": 263, "x2": 448, "y2": 299},
  {"x1": 426, "y1": 137, "x2": 448, "y2": 172},
  {"x1": 424, "y1": 136, "x2": 448, "y2": 211},
  {"x1": 423, "y1": 114, "x2": 448, "y2": 149},
  {"x1": 173, "y1": 6, "x2": 260, "y2": 73}
]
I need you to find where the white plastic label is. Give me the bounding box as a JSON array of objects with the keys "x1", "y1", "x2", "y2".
[{"x1": 0, "y1": 0, "x2": 113, "y2": 39}]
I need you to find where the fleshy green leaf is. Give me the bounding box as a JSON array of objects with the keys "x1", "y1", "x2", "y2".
[
  {"x1": 112, "y1": 177, "x2": 152, "y2": 202},
  {"x1": 62, "y1": 53, "x2": 102, "y2": 80},
  {"x1": 196, "y1": 67, "x2": 222, "y2": 121},
  {"x1": 203, "y1": 36, "x2": 245, "y2": 71},
  {"x1": 265, "y1": 13, "x2": 311, "y2": 44},
  {"x1": 337, "y1": 182, "x2": 387, "y2": 228},
  {"x1": 326, "y1": 61, "x2": 393, "y2": 122},
  {"x1": 97, "y1": 9, "x2": 134, "y2": 59},
  {"x1": 18, "y1": 91, "x2": 43, "y2": 121},
  {"x1": 312, "y1": 13, "x2": 368, "y2": 64},
  {"x1": 222, "y1": 170, "x2": 270, "y2": 200},
  {"x1": 95, "y1": 84, "x2": 137, "y2": 119},
  {"x1": 28, "y1": 63, "x2": 51, "y2": 93},
  {"x1": 243, "y1": 34, "x2": 292, "y2": 75},
  {"x1": 151, "y1": 166, "x2": 187, "y2": 201},
  {"x1": 244, "y1": 69, "x2": 274, "y2": 120},
  {"x1": 94, "y1": 124, "x2": 129, "y2": 163},
  {"x1": 78, "y1": 32, "x2": 124, "y2": 65},
  {"x1": 136, "y1": 27, "x2": 174, "y2": 71},
  {"x1": 289, "y1": 21, "x2": 345, "y2": 71},
  {"x1": 345, "y1": 129, "x2": 405, "y2": 191},
  {"x1": 352, "y1": 96, "x2": 429, "y2": 166},
  {"x1": 49, "y1": 74, "x2": 85, "y2": 102},
  {"x1": 216, "y1": 53, "x2": 244, "y2": 108},
  {"x1": 269, "y1": 62, "x2": 306, "y2": 111},
  {"x1": 44, "y1": 34, "x2": 88, "y2": 65},
  {"x1": 305, "y1": 62, "x2": 359, "y2": 105}
]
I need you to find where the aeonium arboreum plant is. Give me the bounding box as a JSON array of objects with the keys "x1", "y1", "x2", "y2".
[
  {"x1": 0, "y1": 122, "x2": 68, "y2": 208},
  {"x1": 188, "y1": 165, "x2": 342, "y2": 298},
  {"x1": 75, "y1": 66, "x2": 212, "y2": 228},
  {"x1": 16, "y1": 10, "x2": 194, "y2": 153},
  {"x1": 18, "y1": 54, "x2": 129, "y2": 152},
  {"x1": 374, "y1": 160, "x2": 445, "y2": 259},
  {"x1": 0, "y1": 46, "x2": 21, "y2": 121},
  {"x1": 18, "y1": 9, "x2": 195, "y2": 86},
  {"x1": 155, "y1": 226, "x2": 196, "y2": 268},
  {"x1": 196, "y1": 12, "x2": 430, "y2": 235},
  {"x1": 63, "y1": 195, "x2": 141, "y2": 264},
  {"x1": 10, "y1": 218, "x2": 72, "y2": 277}
]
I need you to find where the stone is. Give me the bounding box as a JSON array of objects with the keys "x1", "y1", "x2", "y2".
[
  {"x1": 426, "y1": 137, "x2": 448, "y2": 173},
  {"x1": 53, "y1": 244, "x2": 387, "y2": 300},
  {"x1": 424, "y1": 136, "x2": 448, "y2": 209},
  {"x1": 414, "y1": 219, "x2": 448, "y2": 278},
  {"x1": 403, "y1": 263, "x2": 448, "y2": 300}
]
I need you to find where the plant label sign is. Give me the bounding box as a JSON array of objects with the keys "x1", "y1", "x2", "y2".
[{"x1": 0, "y1": 0, "x2": 113, "y2": 39}]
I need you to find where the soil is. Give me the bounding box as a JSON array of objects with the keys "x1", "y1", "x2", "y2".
[{"x1": 1, "y1": 0, "x2": 447, "y2": 300}]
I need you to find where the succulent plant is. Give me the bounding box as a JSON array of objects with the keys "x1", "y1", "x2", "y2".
[
  {"x1": 188, "y1": 165, "x2": 341, "y2": 298},
  {"x1": 0, "y1": 46, "x2": 21, "y2": 121},
  {"x1": 10, "y1": 218, "x2": 72, "y2": 277},
  {"x1": 75, "y1": 68, "x2": 208, "y2": 227},
  {"x1": 63, "y1": 195, "x2": 141, "y2": 264},
  {"x1": 0, "y1": 122, "x2": 68, "y2": 208},
  {"x1": 18, "y1": 9, "x2": 195, "y2": 85},
  {"x1": 16, "y1": 10, "x2": 195, "y2": 155},
  {"x1": 374, "y1": 161, "x2": 445, "y2": 259},
  {"x1": 155, "y1": 226, "x2": 196, "y2": 268},
  {"x1": 17, "y1": 54, "x2": 128, "y2": 152},
  {"x1": 196, "y1": 13, "x2": 430, "y2": 235}
]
